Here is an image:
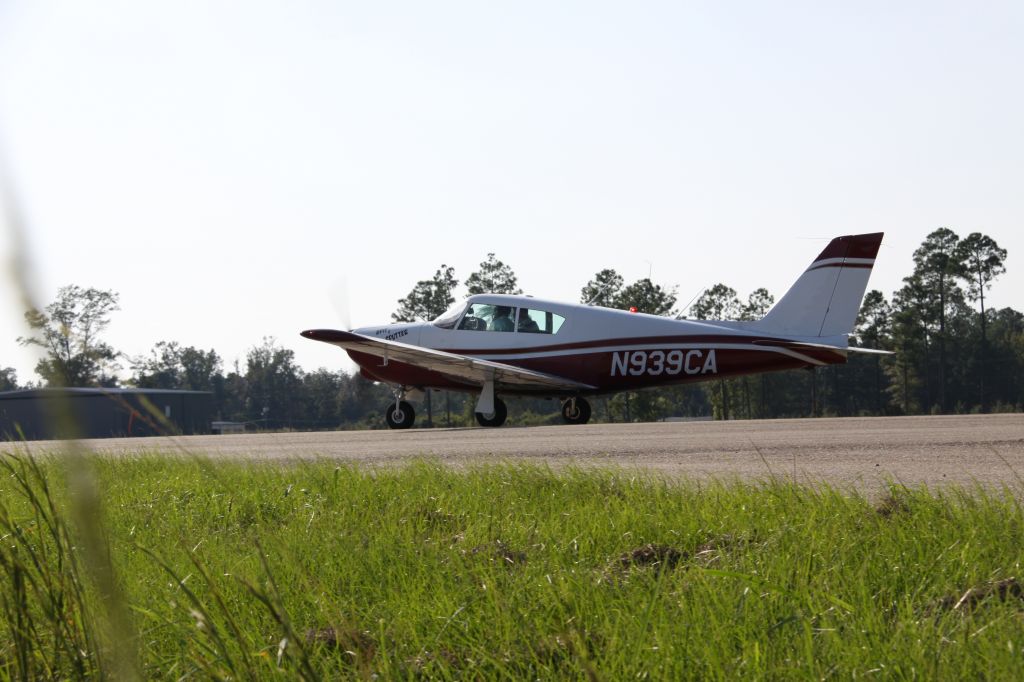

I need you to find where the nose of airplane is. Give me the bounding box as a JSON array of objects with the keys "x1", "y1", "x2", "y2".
[
  {"x1": 301, "y1": 324, "x2": 422, "y2": 345},
  {"x1": 299, "y1": 329, "x2": 354, "y2": 343}
]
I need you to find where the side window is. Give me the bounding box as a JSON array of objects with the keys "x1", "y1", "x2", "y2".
[
  {"x1": 458, "y1": 304, "x2": 518, "y2": 332},
  {"x1": 518, "y1": 308, "x2": 566, "y2": 334}
]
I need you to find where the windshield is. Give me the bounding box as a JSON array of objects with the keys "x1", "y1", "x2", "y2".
[{"x1": 432, "y1": 301, "x2": 467, "y2": 329}]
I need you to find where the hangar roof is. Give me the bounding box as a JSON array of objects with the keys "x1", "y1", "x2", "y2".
[{"x1": 0, "y1": 388, "x2": 211, "y2": 400}]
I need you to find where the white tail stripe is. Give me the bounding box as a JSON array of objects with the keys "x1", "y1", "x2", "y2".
[{"x1": 808, "y1": 257, "x2": 875, "y2": 269}]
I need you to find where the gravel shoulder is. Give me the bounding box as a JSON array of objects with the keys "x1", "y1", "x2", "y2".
[{"x1": 20, "y1": 413, "x2": 1024, "y2": 492}]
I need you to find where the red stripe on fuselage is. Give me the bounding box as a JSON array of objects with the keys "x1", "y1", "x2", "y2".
[
  {"x1": 348, "y1": 344, "x2": 844, "y2": 396},
  {"x1": 437, "y1": 333, "x2": 794, "y2": 357}
]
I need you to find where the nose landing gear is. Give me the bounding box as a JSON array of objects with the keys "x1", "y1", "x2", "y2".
[{"x1": 561, "y1": 397, "x2": 592, "y2": 425}]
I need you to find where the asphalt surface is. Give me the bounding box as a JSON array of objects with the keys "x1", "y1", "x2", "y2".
[{"x1": 22, "y1": 414, "x2": 1024, "y2": 493}]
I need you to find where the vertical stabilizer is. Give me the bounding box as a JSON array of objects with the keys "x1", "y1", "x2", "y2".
[{"x1": 758, "y1": 233, "x2": 883, "y2": 337}]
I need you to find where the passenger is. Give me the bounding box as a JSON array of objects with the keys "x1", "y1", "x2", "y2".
[
  {"x1": 518, "y1": 311, "x2": 541, "y2": 333},
  {"x1": 489, "y1": 306, "x2": 515, "y2": 332}
]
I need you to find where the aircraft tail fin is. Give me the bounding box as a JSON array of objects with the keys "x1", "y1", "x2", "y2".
[{"x1": 758, "y1": 233, "x2": 884, "y2": 338}]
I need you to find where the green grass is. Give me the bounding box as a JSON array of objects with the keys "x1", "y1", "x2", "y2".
[{"x1": 2, "y1": 450, "x2": 1024, "y2": 679}]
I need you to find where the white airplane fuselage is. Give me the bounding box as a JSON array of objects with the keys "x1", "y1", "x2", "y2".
[{"x1": 346, "y1": 295, "x2": 847, "y2": 396}]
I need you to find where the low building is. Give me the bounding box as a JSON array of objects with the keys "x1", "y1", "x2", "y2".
[
  {"x1": 0, "y1": 388, "x2": 213, "y2": 441},
  {"x1": 211, "y1": 420, "x2": 246, "y2": 435}
]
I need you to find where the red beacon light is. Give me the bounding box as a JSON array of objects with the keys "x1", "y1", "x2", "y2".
[{"x1": 629, "y1": 306, "x2": 638, "y2": 313}]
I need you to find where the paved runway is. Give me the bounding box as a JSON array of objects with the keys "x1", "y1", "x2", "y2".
[{"x1": 23, "y1": 413, "x2": 1024, "y2": 492}]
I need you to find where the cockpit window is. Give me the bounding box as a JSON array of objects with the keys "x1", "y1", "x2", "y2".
[
  {"x1": 518, "y1": 307, "x2": 565, "y2": 334},
  {"x1": 446, "y1": 302, "x2": 567, "y2": 334},
  {"x1": 432, "y1": 301, "x2": 467, "y2": 329},
  {"x1": 458, "y1": 304, "x2": 517, "y2": 332}
]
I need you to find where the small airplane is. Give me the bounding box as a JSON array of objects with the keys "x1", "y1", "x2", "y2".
[{"x1": 302, "y1": 233, "x2": 887, "y2": 428}]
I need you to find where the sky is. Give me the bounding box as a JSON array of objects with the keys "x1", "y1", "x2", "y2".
[{"x1": 1, "y1": 1, "x2": 1022, "y2": 384}]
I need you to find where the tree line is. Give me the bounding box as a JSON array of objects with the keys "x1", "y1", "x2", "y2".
[{"x1": 4, "y1": 229, "x2": 1020, "y2": 428}]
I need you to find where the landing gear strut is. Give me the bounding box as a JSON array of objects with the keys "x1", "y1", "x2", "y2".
[
  {"x1": 561, "y1": 397, "x2": 592, "y2": 425},
  {"x1": 475, "y1": 397, "x2": 508, "y2": 427},
  {"x1": 385, "y1": 388, "x2": 415, "y2": 429}
]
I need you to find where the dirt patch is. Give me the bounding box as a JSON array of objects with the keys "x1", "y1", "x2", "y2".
[
  {"x1": 930, "y1": 578, "x2": 1024, "y2": 614},
  {"x1": 305, "y1": 625, "x2": 376, "y2": 663},
  {"x1": 614, "y1": 543, "x2": 686, "y2": 572},
  {"x1": 419, "y1": 508, "x2": 464, "y2": 529},
  {"x1": 876, "y1": 493, "x2": 911, "y2": 518},
  {"x1": 604, "y1": 535, "x2": 750, "y2": 581},
  {"x1": 466, "y1": 539, "x2": 527, "y2": 565},
  {"x1": 408, "y1": 647, "x2": 462, "y2": 673}
]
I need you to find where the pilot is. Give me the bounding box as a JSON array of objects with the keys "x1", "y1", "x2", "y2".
[
  {"x1": 489, "y1": 306, "x2": 515, "y2": 332},
  {"x1": 459, "y1": 306, "x2": 483, "y2": 331}
]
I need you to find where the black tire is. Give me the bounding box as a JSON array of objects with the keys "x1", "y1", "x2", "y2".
[
  {"x1": 475, "y1": 397, "x2": 508, "y2": 427},
  {"x1": 561, "y1": 397, "x2": 592, "y2": 425},
  {"x1": 385, "y1": 400, "x2": 415, "y2": 429}
]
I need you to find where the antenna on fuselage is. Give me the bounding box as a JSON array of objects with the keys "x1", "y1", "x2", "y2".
[{"x1": 677, "y1": 286, "x2": 707, "y2": 319}]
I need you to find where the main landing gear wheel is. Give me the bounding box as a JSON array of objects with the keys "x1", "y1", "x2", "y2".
[
  {"x1": 475, "y1": 397, "x2": 508, "y2": 428},
  {"x1": 561, "y1": 397, "x2": 592, "y2": 425},
  {"x1": 385, "y1": 400, "x2": 415, "y2": 429}
]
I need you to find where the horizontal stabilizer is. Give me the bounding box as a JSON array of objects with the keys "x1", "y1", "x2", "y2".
[{"x1": 846, "y1": 346, "x2": 895, "y2": 356}]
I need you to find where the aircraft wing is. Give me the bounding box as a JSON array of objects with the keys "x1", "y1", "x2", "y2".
[{"x1": 300, "y1": 329, "x2": 596, "y2": 392}]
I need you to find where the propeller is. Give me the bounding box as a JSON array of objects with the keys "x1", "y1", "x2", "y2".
[{"x1": 328, "y1": 275, "x2": 353, "y2": 331}]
